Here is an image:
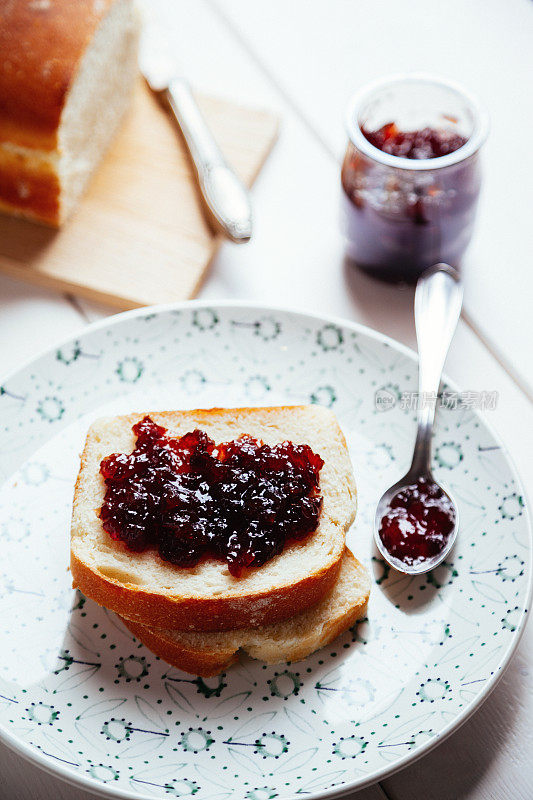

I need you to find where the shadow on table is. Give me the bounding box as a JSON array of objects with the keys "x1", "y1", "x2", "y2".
[
  {"x1": 342, "y1": 257, "x2": 416, "y2": 347},
  {"x1": 0, "y1": 743, "x2": 97, "y2": 800},
  {"x1": 0, "y1": 214, "x2": 58, "y2": 262},
  {"x1": 378, "y1": 640, "x2": 529, "y2": 800}
]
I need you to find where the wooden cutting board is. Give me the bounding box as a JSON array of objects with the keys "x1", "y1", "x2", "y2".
[{"x1": 0, "y1": 82, "x2": 278, "y2": 309}]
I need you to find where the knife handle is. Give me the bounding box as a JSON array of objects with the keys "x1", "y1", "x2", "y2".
[{"x1": 165, "y1": 78, "x2": 253, "y2": 243}]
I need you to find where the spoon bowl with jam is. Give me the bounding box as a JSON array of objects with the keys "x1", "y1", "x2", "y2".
[{"x1": 374, "y1": 263, "x2": 463, "y2": 574}]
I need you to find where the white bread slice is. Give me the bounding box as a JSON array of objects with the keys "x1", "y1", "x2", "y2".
[
  {"x1": 71, "y1": 406, "x2": 357, "y2": 632},
  {"x1": 122, "y1": 550, "x2": 370, "y2": 676}
]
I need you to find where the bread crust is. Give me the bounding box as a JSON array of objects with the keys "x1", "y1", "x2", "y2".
[
  {"x1": 121, "y1": 551, "x2": 369, "y2": 677},
  {"x1": 71, "y1": 406, "x2": 355, "y2": 631},
  {"x1": 71, "y1": 549, "x2": 342, "y2": 632},
  {"x1": 0, "y1": 0, "x2": 115, "y2": 150},
  {"x1": 0, "y1": 148, "x2": 60, "y2": 225},
  {"x1": 121, "y1": 620, "x2": 238, "y2": 677}
]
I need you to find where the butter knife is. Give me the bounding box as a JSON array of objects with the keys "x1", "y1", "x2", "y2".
[{"x1": 139, "y1": 21, "x2": 253, "y2": 243}]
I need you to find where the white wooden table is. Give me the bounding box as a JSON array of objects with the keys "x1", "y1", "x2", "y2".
[{"x1": 1, "y1": 1, "x2": 532, "y2": 797}]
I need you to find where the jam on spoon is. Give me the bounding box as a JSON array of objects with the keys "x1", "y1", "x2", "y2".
[
  {"x1": 99, "y1": 416, "x2": 324, "y2": 577},
  {"x1": 374, "y1": 265, "x2": 463, "y2": 574},
  {"x1": 378, "y1": 478, "x2": 456, "y2": 568}
]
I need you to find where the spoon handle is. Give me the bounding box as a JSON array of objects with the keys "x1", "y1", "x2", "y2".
[{"x1": 410, "y1": 264, "x2": 464, "y2": 476}]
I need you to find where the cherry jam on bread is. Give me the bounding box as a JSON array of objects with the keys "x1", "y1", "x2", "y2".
[
  {"x1": 378, "y1": 478, "x2": 456, "y2": 568},
  {"x1": 99, "y1": 416, "x2": 324, "y2": 577}
]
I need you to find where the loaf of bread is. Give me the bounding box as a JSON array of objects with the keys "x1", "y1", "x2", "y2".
[
  {"x1": 71, "y1": 406, "x2": 357, "y2": 631},
  {"x1": 0, "y1": 0, "x2": 139, "y2": 226},
  {"x1": 122, "y1": 549, "x2": 370, "y2": 676}
]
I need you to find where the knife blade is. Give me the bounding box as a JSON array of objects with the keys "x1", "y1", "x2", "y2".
[{"x1": 139, "y1": 18, "x2": 253, "y2": 243}]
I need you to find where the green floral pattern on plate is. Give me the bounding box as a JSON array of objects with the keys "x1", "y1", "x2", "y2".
[{"x1": 0, "y1": 303, "x2": 530, "y2": 800}]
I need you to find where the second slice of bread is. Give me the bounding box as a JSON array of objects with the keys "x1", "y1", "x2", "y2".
[
  {"x1": 121, "y1": 549, "x2": 370, "y2": 676},
  {"x1": 71, "y1": 406, "x2": 357, "y2": 631}
]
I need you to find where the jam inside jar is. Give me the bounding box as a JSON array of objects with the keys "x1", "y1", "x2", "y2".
[{"x1": 341, "y1": 75, "x2": 488, "y2": 283}]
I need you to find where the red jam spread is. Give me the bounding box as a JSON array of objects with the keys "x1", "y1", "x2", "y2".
[
  {"x1": 361, "y1": 123, "x2": 467, "y2": 159},
  {"x1": 99, "y1": 416, "x2": 324, "y2": 577},
  {"x1": 378, "y1": 478, "x2": 455, "y2": 568}
]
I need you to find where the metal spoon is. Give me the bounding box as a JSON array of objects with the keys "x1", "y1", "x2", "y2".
[{"x1": 374, "y1": 264, "x2": 464, "y2": 574}]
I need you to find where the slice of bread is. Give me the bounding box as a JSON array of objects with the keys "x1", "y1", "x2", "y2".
[
  {"x1": 122, "y1": 550, "x2": 370, "y2": 676},
  {"x1": 71, "y1": 406, "x2": 357, "y2": 632}
]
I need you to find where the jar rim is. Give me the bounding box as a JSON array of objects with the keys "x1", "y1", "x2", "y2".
[{"x1": 345, "y1": 72, "x2": 489, "y2": 171}]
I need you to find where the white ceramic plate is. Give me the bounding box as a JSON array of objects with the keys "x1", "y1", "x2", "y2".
[{"x1": 0, "y1": 302, "x2": 530, "y2": 800}]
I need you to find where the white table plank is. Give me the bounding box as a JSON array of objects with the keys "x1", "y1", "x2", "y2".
[
  {"x1": 0, "y1": 746, "x2": 103, "y2": 800},
  {"x1": 1, "y1": 2, "x2": 532, "y2": 799},
  {"x1": 0, "y1": 274, "x2": 85, "y2": 375},
  {"x1": 213, "y1": 0, "x2": 533, "y2": 396}
]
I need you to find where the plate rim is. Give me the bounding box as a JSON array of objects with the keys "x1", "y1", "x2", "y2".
[{"x1": 1, "y1": 298, "x2": 531, "y2": 800}]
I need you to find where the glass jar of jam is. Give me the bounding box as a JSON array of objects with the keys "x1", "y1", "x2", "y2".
[{"x1": 341, "y1": 74, "x2": 488, "y2": 283}]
